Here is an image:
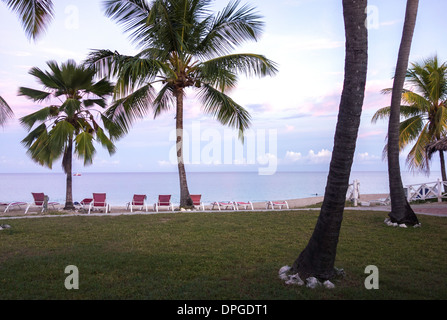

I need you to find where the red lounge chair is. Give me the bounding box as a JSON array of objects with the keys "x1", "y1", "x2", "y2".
[
  {"x1": 211, "y1": 201, "x2": 235, "y2": 211},
  {"x1": 88, "y1": 193, "x2": 111, "y2": 214},
  {"x1": 2, "y1": 201, "x2": 27, "y2": 213},
  {"x1": 154, "y1": 195, "x2": 174, "y2": 212},
  {"x1": 25, "y1": 192, "x2": 59, "y2": 214},
  {"x1": 234, "y1": 201, "x2": 254, "y2": 210},
  {"x1": 80, "y1": 198, "x2": 93, "y2": 208},
  {"x1": 190, "y1": 194, "x2": 205, "y2": 211},
  {"x1": 127, "y1": 194, "x2": 148, "y2": 212},
  {"x1": 266, "y1": 200, "x2": 289, "y2": 210}
]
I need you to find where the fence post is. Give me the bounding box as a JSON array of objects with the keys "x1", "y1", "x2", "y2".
[
  {"x1": 353, "y1": 179, "x2": 359, "y2": 207},
  {"x1": 438, "y1": 179, "x2": 442, "y2": 203}
]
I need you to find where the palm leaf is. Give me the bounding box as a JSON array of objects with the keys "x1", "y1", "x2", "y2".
[
  {"x1": 95, "y1": 127, "x2": 116, "y2": 155},
  {"x1": 106, "y1": 84, "x2": 156, "y2": 133},
  {"x1": 18, "y1": 87, "x2": 51, "y2": 102},
  {"x1": 3, "y1": 0, "x2": 54, "y2": 40},
  {"x1": 0, "y1": 95, "x2": 14, "y2": 126},
  {"x1": 197, "y1": 0, "x2": 264, "y2": 58},
  {"x1": 19, "y1": 106, "x2": 53, "y2": 130},
  {"x1": 74, "y1": 131, "x2": 96, "y2": 165},
  {"x1": 198, "y1": 83, "x2": 251, "y2": 139}
]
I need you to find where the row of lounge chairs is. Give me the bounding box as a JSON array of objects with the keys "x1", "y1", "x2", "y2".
[{"x1": 1, "y1": 192, "x2": 289, "y2": 214}]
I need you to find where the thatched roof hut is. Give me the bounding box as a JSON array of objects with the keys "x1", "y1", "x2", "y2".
[{"x1": 426, "y1": 137, "x2": 447, "y2": 159}]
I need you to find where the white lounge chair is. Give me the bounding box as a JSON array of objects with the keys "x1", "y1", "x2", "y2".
[
  {"x1": 127, "y1": 194, "x2": 148, "y2": 212},
  {"x1": 234, "y1": 201, "x2": 254, "y2": 210},
  {"x1": 25, "y1": 192, "x2": 59, "y2": 214},
  {"x1": 154, "y1": 195, "x2": 174, "y2": 212},
  {"x1": 88, "y1": 193, "x2": 111, "y2": 214},
  {"x1": 2, "y1": 201, "x2": 27, "y2": 213},
  {"x1": 266, "y1": 200, "x2": 289, "y2": 210},
  {"x1": 190, "y1": 194, "x2": 205, "y2": 211},
  {"x1": 211, "y1": 201, "x2": 235, "y2": 211}
]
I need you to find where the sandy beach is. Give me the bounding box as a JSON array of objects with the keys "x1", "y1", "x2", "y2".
[{"x1": 1, "y1": 193, "x2": 446, "y2": 218}]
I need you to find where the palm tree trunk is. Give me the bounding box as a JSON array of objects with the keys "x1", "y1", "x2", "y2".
[
  {"x1": 291, "y1": 0, "x2": 368, "y2": 281},
  {"x1": 387, "y1": 0, "x2": 420, "y2": 225},
  {"x1": 63, "y1": 137, "x2": 75, "y2": 210},
  {"x1": 175, "y1": 88, "x2": 193, "y2": 208},
  {"x1": 440, "y1": 150, "x2": 447, "y2": 191}
]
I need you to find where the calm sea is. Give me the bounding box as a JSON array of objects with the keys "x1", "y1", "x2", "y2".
[{"x1": 0, "y1": 171, "x2": 442, "y2": 206}]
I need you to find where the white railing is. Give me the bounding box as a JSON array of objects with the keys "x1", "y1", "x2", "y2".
[
  {"x1": 346, "y1": 179, "x2": 360, "y2": 206},
  {"x1": 405, "y1": 179, "x2": 447, "y2": 203}
]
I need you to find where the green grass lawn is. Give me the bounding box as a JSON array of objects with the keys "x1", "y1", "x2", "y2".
[{"x1": 0, "y1": 210, "x2": 446, "y2": 300}]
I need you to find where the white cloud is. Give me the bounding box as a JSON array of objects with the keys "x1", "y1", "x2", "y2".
[{"x1": 284, "y1": 149, "x2": 332, "y2": 164}]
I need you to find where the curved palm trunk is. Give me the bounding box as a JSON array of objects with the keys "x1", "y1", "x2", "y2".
[
  {"x1": 440, "y1": 150, "x2": 447, "y2": 181},
  {"x1": 387, "y1": 0, "x2": 419, "y2": 225},
  {"x1": 291, "y1": 0, "x2": 368, "y2": 280},
  {"x1": 175, "y1": 88, "x2": 193, "y2": 208},
  {"x1": 63, "y1": 137, "x2": 75, "y2": 210}
]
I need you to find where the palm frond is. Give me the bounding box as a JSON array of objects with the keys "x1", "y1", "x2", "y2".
[
  {"x1": 199, "y1": 53, "x2": 277, "y2": 91},
  {"x1": 17, "y1": 87, "x2": 51, "y2": 102},
  {"x1": 48, "y1": 121, "x2": 75, "y2": 156},
  {"x1": 0, "y1": 95, "x2": 14, "y2": 126},
  {"x1": 102, "y1": 0, "x2": 152, "y2": 47},
  {"x1": 106, "y1": 84, "x2": 156, "y2": 133},
  {"x1": 399, "y1": 115, "x2": 425, "y2": 150},
  {"x1": 74, "y1": 131, "x2": 96, "y2": 166},
  {"x1": 153, "y1": 83, "x2": 175, "y2": 118},
  {"x1": 198, "y1": 83, "x2": 251, "y2": 140},
  {"x1": 3, "y1": 0, "x2": 54, "y2": 40},
  {"x1": 405, "y1": 124, "x2": 431, "y2": 173},
  {"x1": 196, "y1": 0, "x2": 264, "y2": 58},
  {"x1": 19, "y1": 106, "x2": 53, "y2": 130},
  {"x1": 95, "y1": 126, "x2": 116, "y2": 155}
]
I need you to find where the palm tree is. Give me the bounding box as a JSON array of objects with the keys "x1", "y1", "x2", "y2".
[
  {"x1": 291, "y1": 0, "x2": 368, "y2": 280},
  {"x1": 85, "y1": 0, "x2": 277, "y2": 208},
  {"x1": 372, "y1": 55, "x2": 447, "y2": 183},
  {"x1": 19, "y1": 60, "x2": 122, "y2": 210},
  {"x1": 1, "y1": 0, "x2": 54, "y2": 123},
  {"x1": 371, "y1": 0, "x2": 420, "y2": 226}
]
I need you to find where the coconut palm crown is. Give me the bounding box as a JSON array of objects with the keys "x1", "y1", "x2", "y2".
[
  {"x1": 19, "y1": 59, "x2": 122, "y2": 209},
  {"x1": 372, "y1": 55, "x2": 447, "y2": 182},
  {"x1": 85, "y1": 0, "x2": 278, "y2": 207}
]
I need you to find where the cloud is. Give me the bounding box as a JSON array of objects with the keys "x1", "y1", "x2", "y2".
[
  {"x1": 284, "y1": 149, "x2": 332, "y2": 164},
  {"x1": 356, "y1": 152, "x2": 380, "y2": 162}
]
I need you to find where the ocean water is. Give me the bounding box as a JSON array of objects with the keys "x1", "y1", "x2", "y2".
[{"x1": 0, "y1": 171, "x2": 442, "y2": 206}]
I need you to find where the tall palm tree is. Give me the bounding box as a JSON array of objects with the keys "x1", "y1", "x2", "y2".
[
  {"x1": 371, "y1": 0, "x2": 420, "y2": 226},
  {"x1": 372, "y1": 55, "x2": 447, "y2": 183},
  {"x1": 291, "y1": 0, "x2": 368, "y2": 280},
  {"x1": 1, "y1": 0, "x2": 54, "y2": 123},
  {"x1": 86, "y1": 0, "x2": 277, "y2": 208},
  {"x1": 19, "y1": 60, "x2": 122, "y2": 210}
]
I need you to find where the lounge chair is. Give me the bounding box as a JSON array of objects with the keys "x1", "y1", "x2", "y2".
[
  {"x1": 2, "y1": 201, "x2": 27, "y2": 213},
  {"x1": 79, "y1": 198, "x2": 93, "y2": 208},
  {"x1": 127, "y1": 194, "x2": 148, "y2": 212},
  {"x1": 25, "y1": 192, "x2": 59, "y2": 214},
  {"x1": 266, "y1": 200, "x2": 289, "y2": 210},
  {"x1": 211, "y1": 201, "x2": 235, "y2": 211},
  {"x1": 190, "y1": 194, "x2": 205, "y2": 211},
  {"x1": 88, "y1": 193, "x2": 111, "y2": 214},
  {"x1": 234, "y1": 201, "x2": 254, "y2": 210},
  {"x1": 154, "y1": 195, "x2": 174, "y2": 212}
]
